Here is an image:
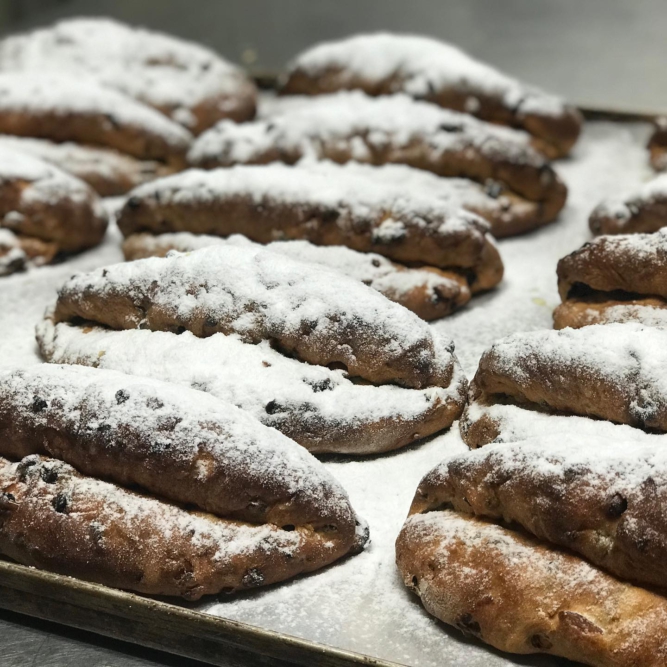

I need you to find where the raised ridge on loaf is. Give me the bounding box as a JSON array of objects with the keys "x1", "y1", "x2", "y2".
[
  {"x1": 0, "y1": 17, "x2": 257, "y2": 133},
  {"x1": 0, "y1": 454, "x2": 357, "y2": 599},
  {"x1": 52, "y1": 244, "x2": 457, "y2": 389},
  {"x1": 36, "y1": 316, "x2": 467, "y2": 455},
  {"x1": 396, "y1": 509, "x2": 667, "y2": 665},
  {"x1": 187, "y1": 91, "x2": 567, "y2": 221},
  {"x1": 117, "y1": 164, "x2": 504, "y2": 291},
  {"x1": 0, "y1": 72, "x2": 192, "y2": 165},
  {"x1": 471, "y1": 323, "x2": 667, "y2": 432},
  {"x1": 0, "y1": 363, "x2": 364, "y2": 543},
  {"x1": 589, "y1": 174, "x2": 667, "y2": 236},
  {"x1": 121, "y1": 232, "x2": 472, "y2": 321},
  {"x1": 412, "y1": 434, "x2": 667, "y2": 589},
  {"x1": 281, "y1": 33, "x2": 582, "y2": 158}
]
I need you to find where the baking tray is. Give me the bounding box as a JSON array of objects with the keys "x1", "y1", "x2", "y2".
[
  {"x1": 0, "y1": 559, "x2": 397, "y2": 667},
  {"x1": 0, "y1": 115, "x2": 656, "y2": 667}
]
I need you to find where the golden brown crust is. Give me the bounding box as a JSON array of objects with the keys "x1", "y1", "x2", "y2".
[
  {"x1": 117, "y1": 185, "x2": 504, "y2": 293},
  {"x1": 0, "y1": 365, "x2": 361, "y2": 543},
  {"x1": 0, "y1": 109, "x2": 188, "y2": 168},
  {"x1": 557, "y1": 235, "x2": 667, "y2": 302},
  {"x1": 0, "y1": 455, "x2": 359, "y2": 600},
  {"x1": 553, "y1": 297, "x2": 667, "y2": 329},
  {"x1": 120, "y1": 233, "x2": 473, "y2": 321},
  {"x1": 282, "y1": 61, "x2": 581, "y2": 159},
  {"x1": 472, "y1": 325, "x2": 667, "y2": 432},
  {"x1": 411, "y1": 441, "x2": 667, "y2": 591},
  {"x1": 0, "y1": 172, "x2": 107, "y2": 255},
  {"x1": 52, "y1": 246, "x2": 457, "y2": 390},
  {"x1": 396, "y1": 510, "x2": 667, "y2": 666}
]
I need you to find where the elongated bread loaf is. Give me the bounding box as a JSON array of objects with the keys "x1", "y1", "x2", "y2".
[
  {"x1": 0, "y1": 72, "x2": 191, "y2": 165},
  {"x1": 0, "y1": 455, "x2": 361, "y2": 599},
  {"x1": 412, "y1": 435, "x2": 667, "y2": 590},
  {"x1": 188, "y1": 92, "x2": 567, "y2": 224},
  {"x1": 0, "y1": 148, "x2": 107, "y2": 260},
  {"x1": 0, "y1": 135, "x2": 176, "y2": 197},
  {"x1": 36, "y1": 315, "x2": 467, "y2": 455},
  {"x1": 121, "y1": 232, "x2": 472, "y2": 321},
  {"x1": 117, "y1": 164, "x2": 503, "y2": 292},
  {"x1": 0, "y1": 17, "x2": 257, "y2": 133},
  {"x1": 52, "y1": 244, "x2": 456, "y2": 389},
  {"x1": 282, "y1": 33, "x2": 581, "y2": 158},
  {"x1": 458, "y1": 386, "x2": 660, "y2": 448},
  {"x1": 396, "y1": 510, "x2": 667, "y2": 666},
  {"x1": 0, "y1": 364, "x2": 364, "y2": 545},
  {"x1": 589, "y1": 174, "x2": 667, "y2": 235},
  {"x1": 471, "y1": 323, "x2": 667, "y2": 431}
]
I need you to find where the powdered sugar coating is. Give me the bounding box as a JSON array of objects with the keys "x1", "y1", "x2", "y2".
[
  {"x1": 56, "y1": 244, "x2": 455, "y2": 387},
  {"x1": 0, "y1": 121, "x2": 647, "y2": 665},
  {"x1": 0, "y1": 135, "x2": 170, "y2": 194},
  {"x1": 125, "y1": 162, "x2": 490, "y2": 234},
  {"x1": 463, "y1": 398, "x2": 662, "y2": 445},
  {"x1": 0, "y1": 146, "x2": 100, "y2": 208},
  {"x1": 37, "y1": 318, "x2": 466, "y2": 454},
  {"x1": 124, "y1": 232, "x2": 468, "y2": 305},
  {"x1": 287, "y1": 33, "x2": 566, "y2": 118},
  {"x1": 0, "y1": 228, "x2": 25, "y2": 275},
  {"x1": 0, "y1": 363, "x2": 357, "y2": 526},
  {"x1": 592, "y1": 173, "x2": 667, "y2": 224},
  {"x1": 188, "y1": 91, "x2": 543, "y2": 168},
  {"x1": 483, "y1": 322, "x2": 667, "y2": 401},
  {"x1": 428, "y1": 433, "x2": 667, "y2": 496},
  {"x1": 0, "y1": 17, "x2": 254, "y2": 130},
  {"x1": 0, "y1": 454, "x2": 308, "y2": 572},
  {"x1": 300, "y1": 160, "x2": 504, "y2": 212},
  {"x1": 0, "y1": 72, "x2": 192, "y2": 151},
  {"x1": 577, "y1": 227, "x2": 667, "y2": 262},
  {"x1": 576, "y1": 302, "x2": 667, "y2": 328}
]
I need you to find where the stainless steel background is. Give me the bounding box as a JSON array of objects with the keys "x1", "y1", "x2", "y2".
[
  {"x1": 1, "y1": 0, "x2": 666, "y2": 112},
  {"x1": 0, "y1": 1, "x2": 664, "y2": 665}
]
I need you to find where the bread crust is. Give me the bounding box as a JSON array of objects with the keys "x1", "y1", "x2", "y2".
[
  {"x1": 411, "y1": 439, "x2": 667, "y2": 590},
  {"x1": 281, "y1": 35, "x2": 581, "y2": 158},
  {"x1": 117, "y1": 167, "x2": 504, "y2": 293},
  {"x1": 0, "y1": 136, "x2": 177, "y2": 197},
  {"x1": 558, "y1": 233, "x2": 667, "y2": 302},
  {"x1": 553, "y1": 297, "x2": 667, "y2": 329},
  {"x1": 554, "y1": 232, "x2": 667, "y2": 328},
  {"x1": 0, "y1": 365, "x2": 362, "y2": 542},
  {"x1": 0, "y1": 73, "x2": 191, "y2": 166},
  {"x1": 53, "y1": 245, "x2": 456, "y2": 389},
  {"x1": 0, "y1": 455, "x2": 358, "y2": 599},
  {"x1": 37, "y1": 316, "x2": 468, "y2": 455},
  {"x1": 648, "y1": 121, "x2": 667, "y2": 172},
  {"x1": 396, "y1": 510, "x2": 667, "y2": 666},
  {"x1": 589, "y1": 182, "x2": 667, "y2": 236},
  {"x1": 121, "y1": 233, "x2": 472, "y2": 321},
  {"x1": 471, "y1": 325, "x2": 667, "y2": 432},
  {"x1": 187, "y1": 94, "x2": 567, "y2": 224},
  {"x1": 1, "y1": 150, "x2": 107, "y2": 258},
  {"x1": 0, "y1": 17, "x2": 258, "y2": 134}
]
